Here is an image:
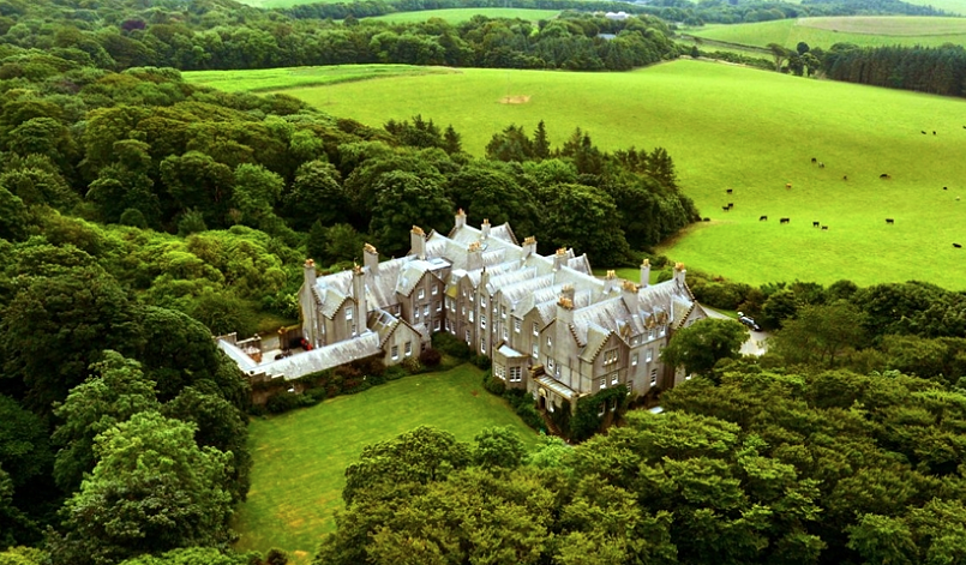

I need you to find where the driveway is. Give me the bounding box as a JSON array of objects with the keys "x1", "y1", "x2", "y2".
[{"x1": 703, "y1": 307, "x2": 770, "y2": 356}]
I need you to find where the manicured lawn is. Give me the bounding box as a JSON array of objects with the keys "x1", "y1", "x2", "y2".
[
  {"x1": 688, "y1": 16, "x2": 966, "y2": 49},
  {"x1": 232, "y1": 364, "x2": 539, "y2": 564},
  {"x1": 367, "y1": 8, "x2": 560, "y2": 23}
]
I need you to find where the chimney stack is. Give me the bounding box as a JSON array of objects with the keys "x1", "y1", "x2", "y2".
[
  {"x1": 674, "y1": 262, "x2": 686, "y2": 289},
  {"x1": 553, "y1": 248, "x2": 567, "y2": 271},
  {"x1": 364, "y1": 243, "x2": 379, "y2": 277},
  {"x1": 640, "y1": 259, "x2": 651, "y2": 288},
  {"x1": 621, "y1": 280, "x2": 640, "y2": 312},
  {"x1": 561, "y1": 284, "x2": 575, "y2": 304},
  {"x1": 411, "y1": 226, "x2": 426, "y2": 260},
  {"x1": 604, "y1": 270, "x2": 618, "y2": 293},
  {"x1": 303, "y1": 258, "x2": 317, "y2": 288},
  {"x1": 481, "y1": 218, "x2": 491, "y2": 239},
  {"x1": 455, "y1": 208, "x2": 466, "y2": 230},
  {"x1": 467, "y1": 241, "x2": 483, "y2": 271},
  {"x1": 352, "y1": 263, "x2": 367, "y2": 333},
  {"x1": 522, "y1": 236, "x2": 537, "y2": 259}
]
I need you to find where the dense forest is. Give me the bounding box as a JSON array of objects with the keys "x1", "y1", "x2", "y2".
[{"x1": 821, "y1": 43, "x2": 966, "y2": 98}]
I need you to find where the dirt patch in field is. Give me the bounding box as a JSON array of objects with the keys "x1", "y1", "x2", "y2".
[{"x1": 500, "y1": 95, "x2": 531, "y2": 104}]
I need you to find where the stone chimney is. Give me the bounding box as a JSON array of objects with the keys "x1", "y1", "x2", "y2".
[
  {"x1": 364, "y1": 243, "x2": 379, "y2": 277},
  {"x1": 673, "y1": 262, "x2": 686, "y2": 289},
  {"x1": 621, "y1": 280, "x2": 640, "y2": 312},
  {"x1": 481, "y1": 218, "x2": 491, "y2": 239},
  {"x1": 455, "y1": 208, "x2": 466, "y2": 230},
  {"x1": 561, "y1": 284, "x2": 575, "y2": 304},
  {"x1": 553, "y1": 248, "x2": 568, "y2": 271},
  {"x1": 352, "y1": 263, "x2": 366, "y2": 332},
  {"x1": 467, "y1": 241, "x2": 483, "y2": 271},
  {"x1": 554, "y1": 294, "x2": 574, "y2": 375},
  {"x1": 411, "y1": 226, "x2": 426, "y2": 260},
  {"x1": 522, "y1": 236, "x2": 537, "y2": 259},
  {"x1": 303, "y1": 258, "x2": 317, "y2": 288},
  {"x1": 640, "y1": 259, "x2": 651, "y2": 288},
  {"x1": 604, "y1": 270, "x2": 618, "y2": 293}
]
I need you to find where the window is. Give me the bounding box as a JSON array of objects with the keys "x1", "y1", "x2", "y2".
[
  {"x1": 405, "y1": 341, "x2": 412, "y2": 356},
  {"x1": 480, "y1": 338, "x2": 486, "y2": 353},
  {"x1": 495, "y1": 364, "x2": 506, "y2": 380},
  {"x1": 509, "y1": 367, "x2": 522, "y2": 383},
  {"x1": 632, "y1": 353, "x2": 639, "y2": 366},
  {"x1": 469, "y1": 294, "x2": 474, "y2": 303},
  {"x1": 604, "y1": 348, "x2": 618, "y2": 365},
  {"x1": 659, "y1": 325, "x2": 667, "y2": 337},
  {"x1": 546, "y1": 336, "x2": 552, "y2": 348},
  {"x1": 350, "y1": 323, "x2": 357, "y2": 336},
  {"x1": 391, "y1": 346, "x2": 399, "y2": 360},
  {"x1": 462, "y1": 306, "x2": 466, "y2": 316},
  {"x1": 465, "y1": 329, "x2": 471, "y2": 344},
  {"x1": 514, "y1": 319, "x2": 521, "y2": 333},
  {"x1": 423, "y1": 305, "x2": 429, "y2": 317},
  {"x1": 611, "y1": 372, "x2": 619, "y2": 385},
  {"x1": 599, "y1": 378, "x2": 607, "y2": 390},
  {"x1": 481, "y1": 296, "x2": 487, "y2": 308},
  {"x1": 555, "y1": 364, "x2": 561, "y2": 378},
  {"x1": 547, "y1": 358, "x2": 555, "y2": 373},
  {"x1": 346, "y1": 307, "x2": 353, "y2": 320},
  {"x1": 598, "y1": 402, "x2": 606, "y2": 416},
  {"x1": 418, "y1": 288, "x2": 425, "y2": 299},
  {"x1": 646, "y1": 348, "x2": 653, "y2": 362},
  {"x1": 481, "y1": 314, "x2": 487, "y2": 329},
  {"x1": 533, "y1": 322, "x2": 539, "y2": 336},
  {"x1": 436, "y1": 301, "x2": 442, "y2": 312},
  {"x1": 434, "y1": 319, "x2": 441, "y2": 331},
  {"x1": 648, "y1": 328, "x2": 656, "y2": 340},
  {"x1": 501, "y1": 306, "x2": 507, "y2": 319},
  {"x1": 503, "y1": 326, "x2": 508, "y2": 340},
  {"x1": 532, "y1": 343, "x2": 538, "y2": 358},
  {"x1": 432, "y1": 285, "x2": 438, "y2": 295},
  {"x1": 650, "y1": 369, "x2": 658, "y2": 386},
  {"x1": 469, "y1": 311, "x2": 474, "y2": 322},
  {"x1": 445, "y1": 319, "x2": 451, "y2": 331},
  {"x1": 414, "y1": 309, "x2": 420, "y2": 321}
]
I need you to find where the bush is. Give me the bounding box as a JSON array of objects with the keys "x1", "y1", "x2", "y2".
[
  {"x1": 470, "y1": 354, "x2": 491, "y2": 370},
  {"x1": 402, "y1": 356, "x2": 423, "y2": 374},
  {"x1": 482, "y1": 371, "x2": 506, "y2": 396},
  {"x1": 419, "y1": 347, "x2": 442, "y2": 367},
  {"x1": 514, "y1": 402, "x2": 545, "y2": 432},
  {"x1": 432, "y1": 331, "x2": 472, "y2": 359},
  {"x1": 385, "y1": 365, "x2": 407, "y2": 380},
  {"x1": 265, "y1": 391, "x2": 317, "y2": 414}
]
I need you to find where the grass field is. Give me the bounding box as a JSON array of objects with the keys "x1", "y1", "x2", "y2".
[
  {"x1": 232, "y1": 365, "x2": 539, "y2": 564},
  {"x1": 183, "y1": 64, "x2": 457, "y2": 93},
  {"x1": 687, "y1": 17, "x2": 966, "y2": 49},
  {"x1": 366, "y1": 7, "x2": 560, "y2": 23},
  {"x1": 185, "y1": 61, "x2": 966, "y2": 288}
]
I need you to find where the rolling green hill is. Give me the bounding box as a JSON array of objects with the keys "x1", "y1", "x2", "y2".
[
  {"x1": 184, "y1": 61, "x2": 966, "y2": 289},
  {"x1": 687, "y1": 16, "x2": 966, "y2": 49},
  {"x1": 366, "y1": 7, "x2": 560, "y2": 22}
]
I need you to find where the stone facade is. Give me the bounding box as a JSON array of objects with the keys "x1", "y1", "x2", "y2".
[{"x1": 220, "y1": 210, "x2": 707, "y2": 411}]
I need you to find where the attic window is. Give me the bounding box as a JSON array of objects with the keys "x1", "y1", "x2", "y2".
[{"x1": 418, "y1": 288, "x2": 425, "y2": 299}]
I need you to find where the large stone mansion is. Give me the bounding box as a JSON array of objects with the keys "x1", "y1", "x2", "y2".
[{"x1": 218, "y1": 210, "x2": 708, "y2": 412}]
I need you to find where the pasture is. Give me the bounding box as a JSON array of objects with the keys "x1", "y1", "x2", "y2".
[
  {"x1": 232, "y1": 365, "x2": 538, "y2": 564},
  {"x1": 687, "y1": 17, "x2": 966, "y2": 49},
  {"x1": 366, "y1": 7, "x2": 560, "y2": 23},
  {"x1": 183, "y1": 64, "x2": 456, "y2": 93},
  {"x1": 186, "y1": 61, "x2": 966, "y2": 289}
]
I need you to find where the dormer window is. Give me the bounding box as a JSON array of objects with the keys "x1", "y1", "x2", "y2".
[
  {"x1": 345, "y1": 308, "x2": 353, "y2": 320},
  {"x1": 418, "y1": 288, "x2": 425, "y2": 299}
]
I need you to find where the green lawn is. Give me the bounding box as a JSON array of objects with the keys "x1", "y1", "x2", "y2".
[
  {"x1": 366, "y1": 8, "x2": 560, "y2": 23},
  {"x1": 688, "y1": 16, "x2": 966, "y2": 49},
  {"x1": 232, "y1": 365, "x2": 539, "y2": 564},
  {"x1": 183, "y1": 64, "x2": 458, "y2": 93}
]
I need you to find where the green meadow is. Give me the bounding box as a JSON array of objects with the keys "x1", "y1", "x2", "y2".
[
  {"x1": 186, "y1": 61, "x2": 966, "y2": 289},
  {"x1": 688, "y1": 16, "x2": 966, "y2": 49},
  {"x1": 182, "y1": 64, "x2": 457, "y2": 93},
  {"x1": 367, "y1": 7, "x2": 560, "y2": 23},
  {"x1": 232, "y1": 365, "x2": 538, "y2": 564}
]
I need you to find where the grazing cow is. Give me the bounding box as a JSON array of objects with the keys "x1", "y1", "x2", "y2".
[
  {"x1": 886, "y1": 218, "x2": 894, "y2": 224},
  {"x1": 780, "y1": 218, "x2": 790, "y2": 224},
  {"x1": 934, "y1": 131, "x2": 937, "y2": 135},
  {"x1": 722, "y1": 206, "x2": 729, "y2": 212},
  {"x1": 702, "y1": 217, "x2": 711, "y2": 222},
  {"x1": 944, "y1": 186, "x2": 948, "y2": 190},
  {"x1": 880, "y1": 173, "x2": 891, "y2": 179},
  {"x1": 922, "y1": 131, "x2": 927, "y2": 134},
  {"x1": 727, "y1": 202, "x2": 734, "y2": 209},
  {"x1": 821, "y1": 225, "x2": 829, "y2": 230},
  {"x1": 726, "y1": 188, "x2": 733, "y2": 194},
  {"x1": 759, "y1": 216, "x2": 768, "y2": 221},
  {"x1": 813, "y1": 221, "x2": 820, "y2": 228},
  {"x1": 819, "y1": 162, "x2": 825, "y2": 168},
  {"x1": 811, "y1": 157, "x2": 817, "y2": 163},
  {"x1": 955, "y1": 243, "x2": 962, "y2": 248},
  {"x1": 785, "y1": 183, "x2": 792, "y2": 189},
  {"x1": 843, "y1": 175, "x2": 848, "y2": 181}
]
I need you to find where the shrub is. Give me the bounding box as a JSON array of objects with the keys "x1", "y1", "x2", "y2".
[
  {"x1": 384, "y1": 365, "x2": 407, "y2": 380},
  {"x1": 419, "y1": 347, "x2": 442, "y2": 367},
  {"x1": 514, "y1": 402, "x2": 544, "y2": 432},
  {"x1": 402, "y1": 356, "x2": 423, "y2": 374},
  {"x1": 265, "y1": 391, "x2": 317, "y2": 414},
  {"x1": 432, "y1": 331, "x2": 472, "y2": 359},
  {"x1": 470, "y1": 354, "x2": 491, "y2": 370},
  {"x1": 482, "y1": 371, "x2": 506, "y2": 396}
]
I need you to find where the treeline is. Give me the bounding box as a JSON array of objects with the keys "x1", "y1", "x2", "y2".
[
  {"x1": 822, "y1": 43, "x2": 966, "y2": 98},
  {"x1": 0, "y1": 0, "x2": 679, "y2": 72}
]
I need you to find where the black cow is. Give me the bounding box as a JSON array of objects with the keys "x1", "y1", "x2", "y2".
[
  {"x1": 843, "y1": 175, "x2": 848, "y2": 181},
  {"x1": 780, "y1": 218, "x2": 790, "y2": 224},
  {"x1": 934, "y1": 131, "x2": 937, "y2": 135},
  {"x1": 726, "y1": 188, "x2": 733, "y2": 194},
  {"x1": 702, "y1": 217, "x2": 711, "y2": 222},
  {"x1": 813, "y1": 221, "x2": 820, "y2": 228},
  {"x1": 922, "y1": 130, "x2": 927, "y2": 134},
  {"x1": 727, "y1": 202, "x2": 734, "y2": 209},
  {"x1": 944, "y1": 186, "x2": 948, "y2": 190},
  {"x1": 811, "y1": 157, "x2": 817, "y2": 163},
  {"x1": 955, "y1": 243, "x2": 962, "y2": 248},
  {"x1": 821, "y1": 225, "x2": 829, "y2": 230},
  {"x1": 886, "y1": 218, "x2": 894, "y2": 224},
  {"x1": 722, "y1": 206, "x2": 729, "y2": 212},
  {"x1": 880, "y1": 173, "x2": 891, "y2": 179},
  {"x1": 759, "y1": 216, "x2": 768, "y2": 221}
]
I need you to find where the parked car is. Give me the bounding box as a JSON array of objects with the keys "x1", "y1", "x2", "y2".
[{"x1": 737, "y1": 312, "x2": 761, "y2": 331}]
